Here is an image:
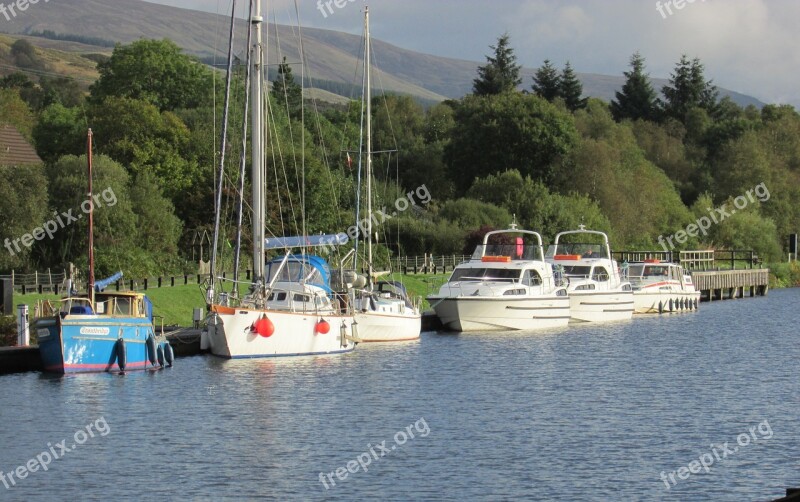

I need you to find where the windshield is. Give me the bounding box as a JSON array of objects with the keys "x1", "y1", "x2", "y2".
[
  {"x1": 449, "y1": 267, "x2": 521, "y2": 282},
  {"x1": 546, "y1": 243, "x2": 608, "y2": 259},
  {"x1": 472, "y1": 244, "x2": 542, "y2": 261}
]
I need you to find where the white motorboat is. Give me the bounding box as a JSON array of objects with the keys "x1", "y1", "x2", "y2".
[
  {"x1": 546, "y1": 227, "x2": 634, "y2": 323},
  {"x1": 427, "y1": 226, "x2": 570, "y2": 332},
  {"x1": 625, "y1": 260, "x2": 701, "y2": 314}
]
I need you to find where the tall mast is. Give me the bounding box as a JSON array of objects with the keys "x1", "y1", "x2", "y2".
[
  {"x1": 87, "y1": 128, "x2": 95, "y2": 305},
  {"x1": 251, "y1": 0, "x2": 265, "y2": 284},
  {"x1": 364, "y1": 6, "x2": 373, "y2": 288}
]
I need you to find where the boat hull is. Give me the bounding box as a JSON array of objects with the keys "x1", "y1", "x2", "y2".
[
  {"x1": 568, "y1": 291, "x2": 635, "y2": 323},
  {"x1": 430, "y1": 296, "x2": 570, "y2": 332},
  {"x1": 633, "y1": 290, "x2": 701, "y2": 314},
  {"x1": 354, "y1": 311, "x2": 421, "y2": 342},
  {"x1": 207, "y1": 307, "x2": 356, "y2": 358},
  {"x1": 35, "y1": 317, "x2": 158, "y2": 374}
]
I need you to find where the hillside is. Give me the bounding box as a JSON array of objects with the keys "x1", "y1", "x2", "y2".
[{"x1": 0, "y1": 0, "x2": 764, "y2": 108}]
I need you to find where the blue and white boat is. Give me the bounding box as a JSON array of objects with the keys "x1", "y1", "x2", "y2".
[
  {"x1": 35, "y1": 286, "x2": 172, "y2": 374},
  {"x1": 33, "y1": 129, "x2": 173, "y2": 374}
]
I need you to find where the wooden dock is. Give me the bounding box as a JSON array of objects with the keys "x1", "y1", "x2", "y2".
[{"x1": 691, "y1": 269, "x2": 769, "y2": 301}]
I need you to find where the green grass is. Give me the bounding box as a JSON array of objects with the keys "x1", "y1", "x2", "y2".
[
  {"x1": 10, "y1": 273, "x2": 451, "y2": 331},
  {"x1": 13, "y1": 284, "x2": 206, "y2": 327}
]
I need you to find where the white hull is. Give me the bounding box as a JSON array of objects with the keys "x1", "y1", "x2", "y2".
[
  {"x1": 633, "y1": 291, "x2": 700, "y2": 314},
  {"x1": 431, "y1": 296, "x2": 570, "y2": 332},
  {"x1": 354, "y1": 311, "x2": 422, "y2": 342},
  {"x1": 568, "y1": 291, "x2": 634, "y2": 323},
  {"x1": 208, "y1": 307, "x2": 355, "y2": 358}
]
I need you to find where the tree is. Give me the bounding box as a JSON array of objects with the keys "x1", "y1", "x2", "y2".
[
  {"x1": 611, "y1": 52, "x2": 659, "y2": 122},
  {"x1": 0, "y1": 88, "x2": 35, "y2": 138},
  {"x1": 559, "y1": 62, "x2": 587, "y2": 111},
  {"x1": 90, "y1": 39, "x2": 213, "y2": 112},
  {"x1": 271, "y1": 56, "x2": 302, "y2": 119},
  {"x1": 0, "y1": 164, "x2": 48, "y2": 271},
  {"x1": 532, "y1": 60, "x2": 561, "y2": 102},
  {"x1": 32, "y1": 104, "x2": 87, "y2": 162},
  {"x1": 472, "y1": 33, "x2": 522, "y2": 96},
  {"x1": 445, "y1": 92, "x2": 578, "y2": 193},
  {"x1": 661, "y1": 55, "x2": 719, "y2": 122}
]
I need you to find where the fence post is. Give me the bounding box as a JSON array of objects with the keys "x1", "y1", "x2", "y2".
[
  {"x1": 171, "y1": 277, "x2": 175, "y2": 287},
  {"x1": 144, "y1": 278, "x2": 148, "y2": 290},
  {"x1": 184, "y1": 274, "x2": 188, "y2": 285},
  {"x1": 157, "y1": 277, "x2": 162, "y2": 288},
  {"x1": 130, "y1": 279, "x2": 134, "y2": 290}
]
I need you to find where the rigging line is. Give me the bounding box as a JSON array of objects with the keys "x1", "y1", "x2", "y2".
[
  {"x1": 233, "y1": 0, "x2": 254, "y2": 289},
  {"x1": 271, "y1": 7, "x2": 301, "y2": 221},
  {"x1": 293, "y1": 0, "x2": 307, "y2": 255},
  {"x1": 209, "y1": 0, "x2": 238, "y2": 293},
  {"x1": 353, "y1": 31, "x2": 368, "y2": 274},
  {"x1": 265, "y1": 74, "x2": 299, "y2": 237}
]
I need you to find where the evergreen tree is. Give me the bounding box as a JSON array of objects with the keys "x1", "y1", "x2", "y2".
[
  {"x1": 472, "y1": 33, "x2": 522, "y2": 96},
  {"x1": 559, "y1": 62, "x2": 587, "y2": 111},
  {"x1": 532, "y1": 60, "x2": 561, "y2": 102},
  {"x1": 271, "y1": 56, "x2": 303, "y2": 119},
  {"x1": 610, "y1": 52, "x2": 659, "y2": 122},
  {"x1": 661, "y1": 55, "x2": 719, "y2": 122}
]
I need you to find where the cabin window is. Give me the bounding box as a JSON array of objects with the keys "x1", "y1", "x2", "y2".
[
  {"x1": 522, "y1": 270, "x2": 542, "y2": 286},
  {"x1": 267, "y1": 292, "x2": 287, "y2": 302},
  {"x1": 293, "y1": 294, "x2": 311, "y2": 303},
  {"x1": 114, "y1": 297, "x2": 132, "y2": 315},
  {"x1": 591, "y1": 267, "x2": 610, "y2": 282},
  {"x1": 449, "y1": 268, "x2": 520, "y2": 282},
  {"x1": 575, "y1": 284, "x2": 596, "y2": 291},
  {"x1": 503, "y1": 288, "x2": 526, "y2": 296}
]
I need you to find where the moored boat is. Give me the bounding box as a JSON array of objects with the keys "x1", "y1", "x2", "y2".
[
  {"x1": 546, "y1": 227, "x2": 634, "y2": 323},
  {"x1": 34, "y1": 130, "x2": 173, "y2": 374},
  {"x1": 427, "y1": 225, "x2": 569, "y2": 331},
  {"x1": 626, "y1": 260, "x2": 700, "y2": 313}
]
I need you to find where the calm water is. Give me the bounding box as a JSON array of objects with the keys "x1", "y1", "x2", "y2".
[{"x1": 1, "y1": 289, "x2": 798, "y2": 501}]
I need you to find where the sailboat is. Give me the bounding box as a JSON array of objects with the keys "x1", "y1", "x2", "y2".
[
  {"x1": 350, "y1": 6, "x2": 421, "y2": 342},
  {"x1": 203, "y1": 0, "x2": 357, "y2": 358},
  {"x1": 34, "y1": 129, "x2": 174, "y2": 373}
]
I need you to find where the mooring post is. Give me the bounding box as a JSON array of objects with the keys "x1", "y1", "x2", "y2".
[{"x1": 16, "y1": 304, "x2": 29, "y2": 346}]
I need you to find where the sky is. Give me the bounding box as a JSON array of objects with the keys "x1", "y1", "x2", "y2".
[{"x1": 148, "y1": 0, "x2": 800, "y2": 106}]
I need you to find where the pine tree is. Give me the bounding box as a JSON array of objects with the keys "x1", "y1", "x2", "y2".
[
  {"x1": 271, "y1": 56, "x2": 302, "y2": 118},
  {"x1": 472, "y1": 33, "x2": 522, "y2": 96},
  {"x1": 559, "y1": 62, "x2": 587, "y2": 111},
  {"x1": 661, "y1": 55, "x2": 719, "y2": 122},
  {"x1": 610, "y1": 52, "x2": 659, "y2": 122},
  {"x1": 532, "y1": 60, "x2": 561, "y2": 102}
]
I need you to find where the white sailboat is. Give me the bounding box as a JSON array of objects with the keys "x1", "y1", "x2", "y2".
[
  {"x1": 351, "y1": 6, "x2": 421, "y2": 342},
  {"x1": 546, "y1": 227, "x2": 634, "y2": 323},
  {"x1": 204, "y1": 0, "x2": 357, "y2": 358},
  {"x1": 427, "y1": 225, "x2": 570, "y2": 331}
]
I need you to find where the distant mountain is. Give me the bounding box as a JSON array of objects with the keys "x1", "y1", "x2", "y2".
[{"x1": 0, "y1": 0, "x2": 765, "y2": 108}]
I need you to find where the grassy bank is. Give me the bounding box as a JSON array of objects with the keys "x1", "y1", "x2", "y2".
[
  {"x1": 768, "y1": 261, "x2": 800, "y2": 288},
  {"x1": 8, "y1": 274, "x2": 451, "y2": 333}
]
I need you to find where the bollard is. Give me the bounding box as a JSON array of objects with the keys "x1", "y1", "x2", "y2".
[{"x1": 17, "y1": 304, "x2": 30, "y2": 346}]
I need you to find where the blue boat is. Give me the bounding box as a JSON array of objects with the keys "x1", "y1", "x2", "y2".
[
  {"x1": 35, "y1": 290, "x2": 172, "y2": 374},
  {"x1": 32, "y1": 129, "x2": 173, "y2": 374}
]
